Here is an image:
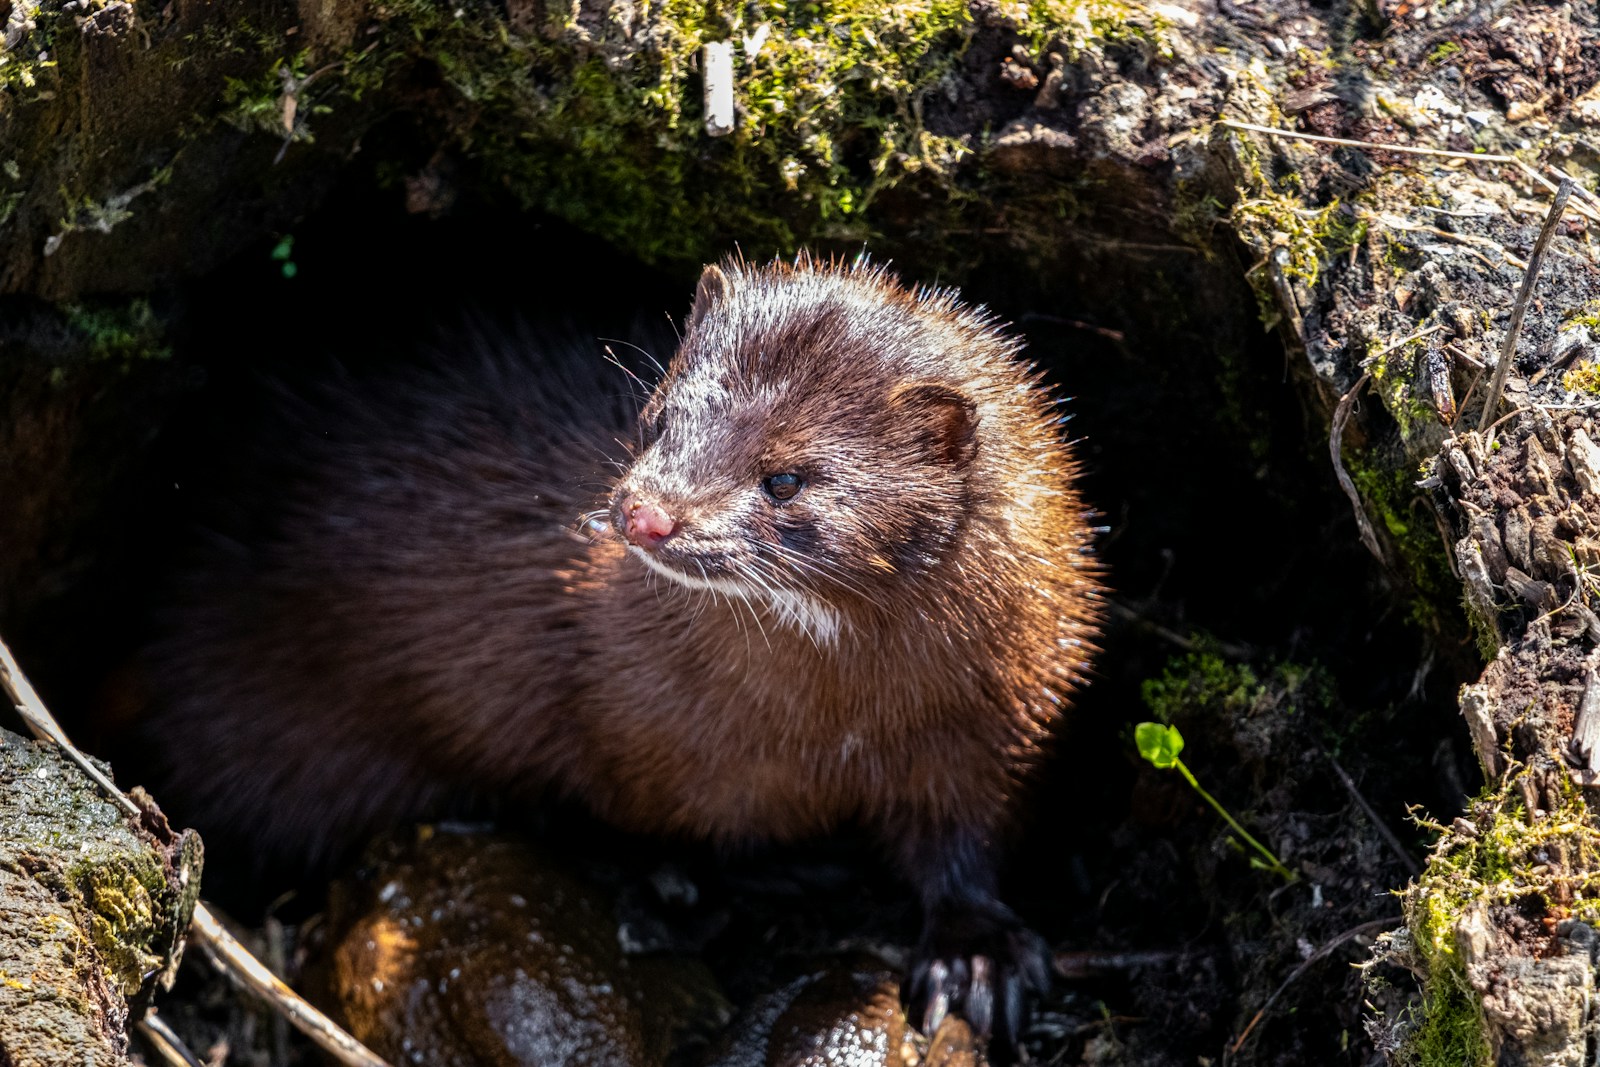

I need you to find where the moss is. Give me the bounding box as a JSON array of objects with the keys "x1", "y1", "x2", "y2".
[
  {"x1": 1226, "y1": 130, "x2": 1368, "y2": 328},
  {"x1": 263, "y1": 1, "x2": 949, "y2": 265},
  {"x1": 1233, "y1": 190, "x2": 1362, "y2": 290},
  {"x1": 1142, "y1": 652, "x2": 1259, "y2": 724},
  {"x1": 1366, "y1": 334, "x2": 1444, "y2": 444},
  {"x1": 1562, "y1": 360, "x2": 1600, "y2": 396},
  {"x1": 82, "y1": 862, "x2": 165, "y2": 996},
  {"x1": 1141, "y1": 650, "x2": 1330, "y2": 726},
  {"x1": 220, "y1": 0, "x2": 1160, "y2": 272},
  {"x1": 1406, "y1": 953, "x2": 1491, "y2": 1067},
  {"x1": 1402, "y1": 779, "x2": 1600, "y2": 1065},
  {"x1": 1562, "y1": 299, "x2": 1600, "y2": 332},
  {"x1": 61, "y1": 298, "x2": 172, "y2": 367},
  {"x1": 1425, "y1": 41, "x2": 1462, "y2": 64},
  {"x1": 1017, "y1": 0, "x2": 1175, "y2": 59},
  {"x1": 0, "y1": 0, "x2": 60, "y2": 94},
  {"x1": 1348, "y1": 462, "x2": 1459, "y2": 634}
]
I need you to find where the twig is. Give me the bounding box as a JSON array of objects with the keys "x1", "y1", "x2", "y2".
[
  {"x1": 0, "y1": 638, "x2": 139, "y2": 817},
  {"x1": 1549, "y1": 165, "x2": 1600, "y2": 216},
  {"x1": 0, "y1": 632, "x2": 393, "y2": 1067},
  {"x1": 1366, "y1": 214, "x2": 1525, "y2": 271},
  {"x1": 1329, "y1": 371, "x2": 1386, "y2": 565},
  {"x1": 1104, "y1": 601, "x2": 1254, "y2": 660},
  {"x1": 1229, "y1": 917, "x2": 1400, "y2": 1055},
  {"x1": 1217, "y1": 120, "x2": 1600, "y2": 225},
  {"x1": 1327, "y1": 754, "x2": 1421, "y2": 875},
  {"x1": 1053, "y1": 948, "x2": 1187, "y2": 979},
  {"x1": 1020, "y1": 313, "x2": 1128, "y2": 343},
  {"x1": 138, "y1": 1013, "x2": 206, "y2": 1067},
  {"x1": 1361, "y1": 322, "x2": 1445, "y2": 368},
  {"x1": 1478, "y1": 179, "x2": 1574, "y2": 431},
  {"x1": 190, "y1": 907, "x2": 389, "y2": 1067}
]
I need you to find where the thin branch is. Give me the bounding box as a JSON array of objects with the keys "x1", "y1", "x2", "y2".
[
  {"x1": 1229, "y1": 917, "x2": 1400, "y2": 1056},
  {"x1": 1327, "y1": 754, "x2": 1421, "y2": 875},
  {"x1": 1104, "y1": 601, "x2": 1254, "y2": 660},
  {"x1": 190, "y1": 907, "x2": 390, "y2": 1067},
  {"x1": 1329, "y1": 371, "x2": 1386, "y2": 565},
  {"x1": 0, "y1": 637, "x2": 138, "y2": 816},
  {"x1": 0, "y1": 632, "x2": 393, "y2": 1067},
  {"x1": 1365, "y1": 213, "x2": 1525, "y2": 271},
  {"x1": 1478, "y1": 179, "x2": 1574, "y2": 431},
  {"x1": 1361, "y1": 322, "x2": 1445, "y2": 368},
  {"x1": 1053, "y1": 948, "x2": 1188, "y2": 979},
  {"x1": 138, "y1": 1014, "x2": 206, "y2": 1067},
  {"x1": 1217, "y1": 120, "x2": 1600, "y2": 225}
]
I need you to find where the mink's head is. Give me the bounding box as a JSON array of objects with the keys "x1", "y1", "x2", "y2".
[{"x1": 608, "y1": 256, "x2": 1051, "y2": 643}]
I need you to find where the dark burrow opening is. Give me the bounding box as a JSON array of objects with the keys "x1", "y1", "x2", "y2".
[{"x1": 4, "y1": 153, "x2": 1480, "y2": 1065}]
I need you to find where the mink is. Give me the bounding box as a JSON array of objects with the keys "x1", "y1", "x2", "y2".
[{"x1": 139, "y1": 256, "x2": 1103, "y2": 1055}]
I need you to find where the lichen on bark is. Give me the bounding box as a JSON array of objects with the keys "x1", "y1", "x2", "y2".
[{"x1": 0, "y1": 728, "x2": 200, "y2": 1067}]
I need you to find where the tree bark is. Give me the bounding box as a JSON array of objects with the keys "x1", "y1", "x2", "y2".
[{"x1": 0, "y1": 728, "x2": 201, "y2": 1067}]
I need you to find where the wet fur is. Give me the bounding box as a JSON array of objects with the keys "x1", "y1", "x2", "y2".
[{"x1": 140, "y1": 257, "x2": 1102, "y2": 1052}]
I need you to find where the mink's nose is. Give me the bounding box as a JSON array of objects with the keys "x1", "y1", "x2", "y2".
[{"x1": 620, "y1": 495, "x2": 679, "y2": 550}]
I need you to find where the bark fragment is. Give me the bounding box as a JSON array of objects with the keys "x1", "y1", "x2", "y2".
[{"x1": 0, "y1": 728, "x2": 200, "y2": 1067}]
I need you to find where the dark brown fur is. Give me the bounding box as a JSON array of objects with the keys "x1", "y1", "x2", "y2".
[{"x1": 141, "y1": 257, "x2": 1101, "y2": 1054}]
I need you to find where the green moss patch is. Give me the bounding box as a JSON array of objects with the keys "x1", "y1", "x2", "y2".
[{"x1": 1402, "y1": 781, "x2": 1600, "y2": 1066}]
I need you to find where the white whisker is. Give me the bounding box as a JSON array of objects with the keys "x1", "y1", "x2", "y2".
[{"x1": 628, "y1": 546, "x2": 845, "y2": 646}]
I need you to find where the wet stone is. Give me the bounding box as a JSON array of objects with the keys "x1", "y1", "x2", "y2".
[
  {"x1": 308, "y1": 828, "x2": 723, "y2": 1067},
  {"x1": 709, "y1": 961, "x2": 985, "y2": 1067}
]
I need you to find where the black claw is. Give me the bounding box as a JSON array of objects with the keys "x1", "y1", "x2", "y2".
[{"x1": 902, "y1": 907, "x2": 1053, "y2": 1063}]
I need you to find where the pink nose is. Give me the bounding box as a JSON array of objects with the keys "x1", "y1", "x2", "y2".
[{"x1": 621, "y1": 495, "x2": 678, "y2": 550}]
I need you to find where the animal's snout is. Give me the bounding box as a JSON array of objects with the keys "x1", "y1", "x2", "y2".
[{"x1": 619, "y1": 495, "x2": 679, "y2": 550}]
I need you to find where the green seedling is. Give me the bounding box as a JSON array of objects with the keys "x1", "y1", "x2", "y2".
[{"x1": 1135, "y1": 722, "x2": 1296, "y2": 882}]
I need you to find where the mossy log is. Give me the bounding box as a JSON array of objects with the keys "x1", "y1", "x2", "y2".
[
  {"x1": 0, "y1": 727, "x2": 201, "y2": 1067},
  {"x1": 1208, "y1": 3, "x2": 1600, "y2": 1062},
  {"x1": 5, "y1": 0, "x2": 1600, "y2": 1063}
]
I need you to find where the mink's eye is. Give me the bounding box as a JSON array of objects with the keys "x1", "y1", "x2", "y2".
[{"x1": 762, "y1": 473, "x2": 805, "y2": 501}]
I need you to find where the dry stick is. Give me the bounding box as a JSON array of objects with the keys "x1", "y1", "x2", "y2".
[
  {"x1": 1478, "y1": 179, "x2": 1575, "y2": 431},
  {"x1": 138, "y1": 1013, "x2": 206, "y2": 1067},
  {"x1": 1104, "y1": 601, "x2": 1254, "y2": 661},
  {"x1": 1053, "y1": 948, "x2": 1187, "y2": 979},
  {"x1": 1366, "y1": 214, "x2": 1525, "y2": 271},
  {"x1": 1327, "y1": 754, "x2": 1421, "y2": 876},
  {"x1": 1550, "y1": 164, "x2": 1600, "y2": 217},
  {"x1": 188, "y1": 906, "x2": 393, "y2": 1067},
  {"x1": 1217, "y1": 120, "x2": 1600, "y2": 225},
  {"x1": 1229, "y1": 917, "x2": 1400, "y2": 1055},
  {"x1": 0, "y1": 634, "x2": 393, "y2": 1067},
  {"x1": 1329, "y1": 371, "x2": 1386, "y2": 565},
  {"x1": 1361, "y1": 322, "x2": 1445, "y2": 368}
]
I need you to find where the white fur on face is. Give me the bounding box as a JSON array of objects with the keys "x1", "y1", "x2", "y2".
[{"x1": 629, "y1": 545, "x2": 844, "y2": 646}]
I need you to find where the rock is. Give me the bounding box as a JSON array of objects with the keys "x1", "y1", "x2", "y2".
[
  {"x1": 309, "y1": 828, "x2": 725, "y2": 1067},
  {"x1": 709, "y1": 960, "x2": 985, "y2": 1067}
]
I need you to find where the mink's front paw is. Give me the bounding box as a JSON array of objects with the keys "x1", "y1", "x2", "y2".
[{"x1": 903, "y1": 905, "x2": 1052, "y2": 1062}]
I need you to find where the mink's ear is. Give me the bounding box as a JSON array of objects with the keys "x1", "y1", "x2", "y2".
[
  {"x1": 688, "y1": 264, "x2": 731, "y2": 331},
  {"x1": 892, "y1": 383, "x2": 979, "y2": 468}
]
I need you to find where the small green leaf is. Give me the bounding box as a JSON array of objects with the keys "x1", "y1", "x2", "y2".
[{"x1": 1135, "y1": 722, "x2": 1184, "y2": 769}]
